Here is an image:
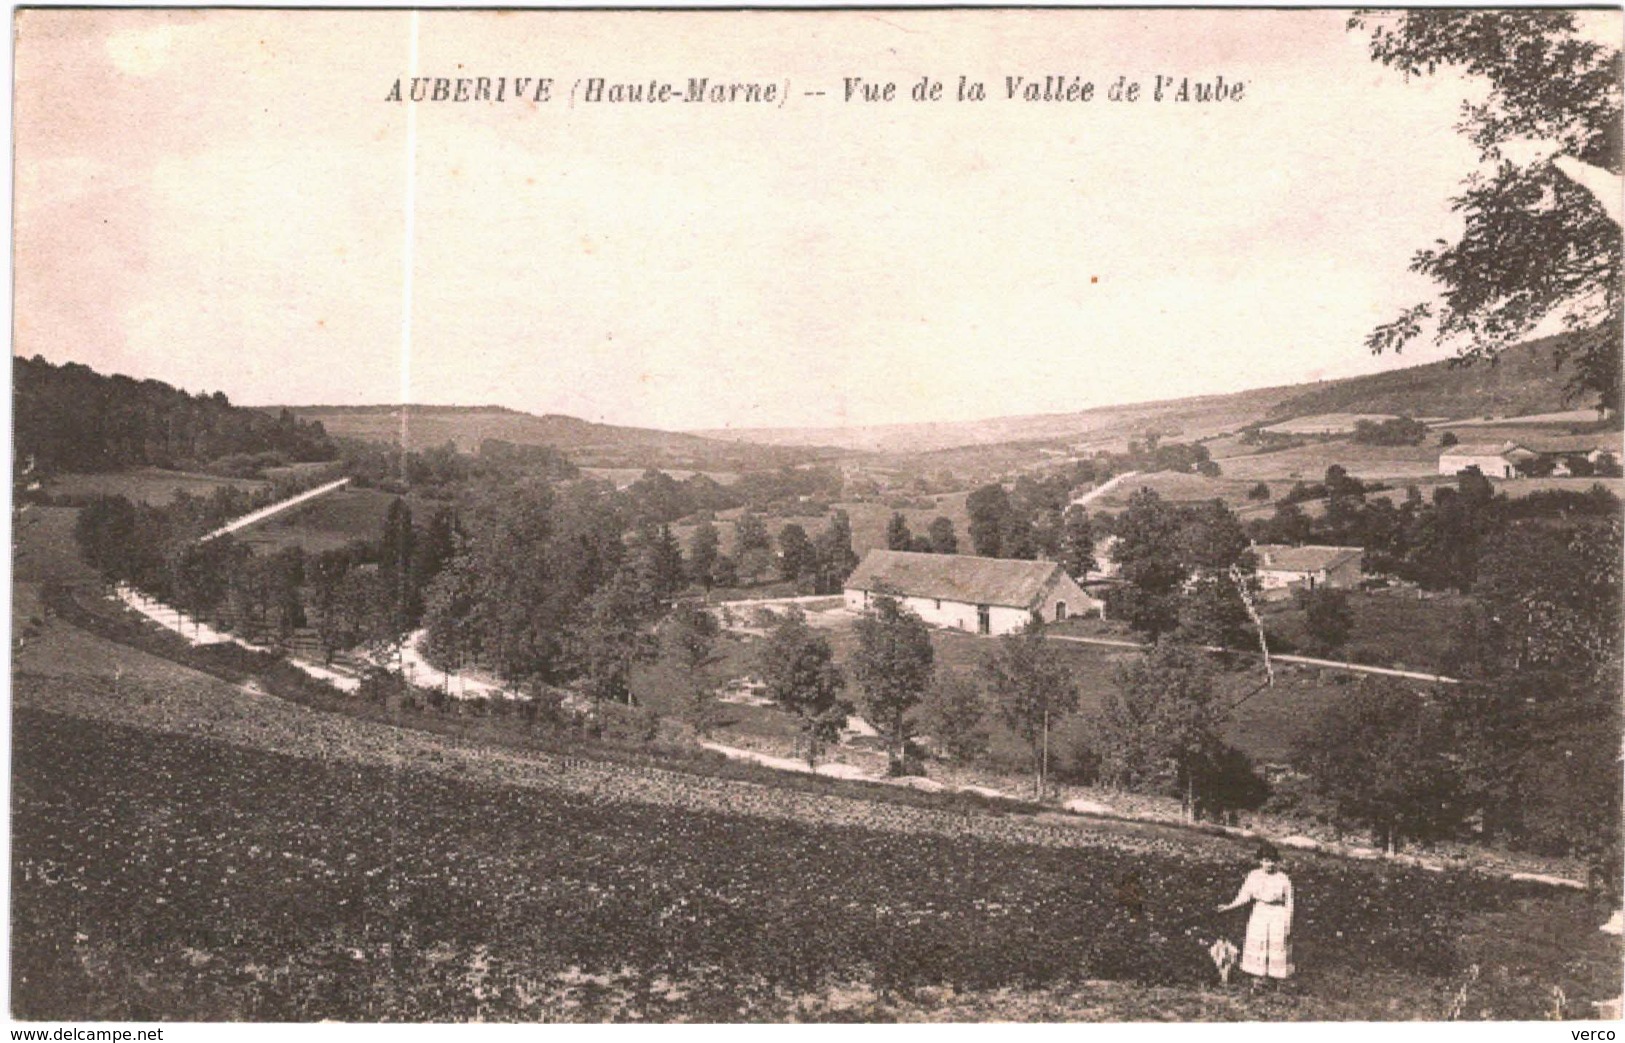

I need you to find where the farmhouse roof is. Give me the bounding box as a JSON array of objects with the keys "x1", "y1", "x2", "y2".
[
  {"x1": 845, "y1": 550, "x2": 1070, "y2": 609},
  {"x1": 1523, "y1": 434, "x2": 1620, "y2": 455},
  {"x1": 1440, "y1": 443, "x2": 1520, "y2": 460},
  {"x1": 1252, "y1": 544, "x2": 1364, "y2": 574}
]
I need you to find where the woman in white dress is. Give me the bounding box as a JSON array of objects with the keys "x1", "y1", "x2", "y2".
[{"x1": 1216, "y1": 842, "x2": 1294, "y2": 983}]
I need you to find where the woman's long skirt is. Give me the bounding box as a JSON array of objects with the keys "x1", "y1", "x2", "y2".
[{"x1": 1241, "y1": 902, "x2": 1293, "y2": 979}]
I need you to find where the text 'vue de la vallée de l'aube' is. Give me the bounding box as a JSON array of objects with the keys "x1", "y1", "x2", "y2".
[{"x1": 382, "y1": 74, "x2": 1248, "y2": 105}]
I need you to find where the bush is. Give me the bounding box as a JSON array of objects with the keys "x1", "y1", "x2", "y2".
[{"x1": 598, "y1": 702, "x2": 661, "y2": 743}]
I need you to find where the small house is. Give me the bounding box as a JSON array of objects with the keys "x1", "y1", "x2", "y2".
[
  {"x1": 1251, "y1": 544, "x2": 1364, "y2": 600},
  {"x1": 843, "y1": 550, "x2": 1101, "y2": 635}
]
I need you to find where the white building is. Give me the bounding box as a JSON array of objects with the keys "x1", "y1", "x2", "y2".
[
  {"x1": 1252, "y1": 544, "x2": 1365, "y2": 600},
  {"x1": 844, "y1": 550, "x2": 1101, "y2": 635},
  {"x1": 1438, "y1": 442, "x2": 1538, "y2": 478}
]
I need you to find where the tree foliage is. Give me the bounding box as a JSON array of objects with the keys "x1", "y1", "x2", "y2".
[
  {"x1": 757, "y1": 607, "x2": 850, "y2": 766},
  {"x1": 1351, "y1": 10, "x2": 1623, "y2": 414},
  {"x1": 980, "y1": 620, "x2": 1078, "y2": 797},
  {"x1": 1096, "y1": 640, "x2": 1230, "y2": 820},
  {"x1": 1295, "y1": 680, "x2": 1463, "y2": 853},
  {"x1": 849, "y1": 593, "x2": 936, "y2": 774},
  {"x1": 920, "y1": 672, "x2": 989, "y2": 763}
]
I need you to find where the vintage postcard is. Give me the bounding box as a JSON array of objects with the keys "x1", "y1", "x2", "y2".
[{"x1": 10, "y1": 6, "x2": 1623, "y2": 1029}]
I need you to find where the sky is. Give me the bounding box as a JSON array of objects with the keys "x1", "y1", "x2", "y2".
[{"x1": 14, "y1": 9, "x2": 1608, "y2": 432}]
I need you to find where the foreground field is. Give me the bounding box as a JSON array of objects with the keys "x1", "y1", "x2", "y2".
[
  {"x1": 15, "y1": 703, "x2": 1615, "y2": 1022},
  {"x1": 12, "y1": 605, "x2": 1619, "y2": 1021}
]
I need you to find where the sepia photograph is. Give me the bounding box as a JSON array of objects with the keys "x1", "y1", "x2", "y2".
[{"x1": 9, "y1": 5, "x2": 1624, "y2": 1025}]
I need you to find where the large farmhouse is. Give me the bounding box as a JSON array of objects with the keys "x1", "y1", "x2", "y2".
[
  {"x1": 1438, "y1": 442, "x2": 1539, "y2": 478},
  {"x1": 1251, "y1": 544, "x2": 1364, "y2": 600},
  {"x1": 843, "y1": 550, "x2": 1100, "y2": 635},
  {"x1": 1437, "y1": 437, "x2": 1621, "y2": 478}
]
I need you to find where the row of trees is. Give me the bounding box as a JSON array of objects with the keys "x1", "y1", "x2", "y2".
[
  {"x1": 756, "y1": 594, "x2": 1264, "y2": 819},
  {"x1": 684, "y1": 511, "x2": 861, "y2": 593},
  {"x1": 624, "y1": 466, "x2": 847, "y2": 526},
  {"x1": 341, "y1": 437, "x2": 578, "y2": 496},
  {"x1": 965, "y1": 484, "x2": 1096, "y2": 574},
  {"x1": 75, "y1": 487, "x2": 460, "y2": 664}
]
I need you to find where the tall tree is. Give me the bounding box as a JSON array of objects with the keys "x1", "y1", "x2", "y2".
[
  {"x1": 927, "y1": 516, "x2": 959, "y2": 555},
  {"x1": 777, "y1": 522, "x2": 814, "y2": 582},
  {"x1": 967, "y1": 483, "x2": 1011, "y2": 557},
  {"x1": 1057, "y1": 504, "x2": 1095, "y2": 581},
  {"x1": 885, "y1": 512, "x2": 914, "y2": 552},
  {"x1": 980, "y1": 619, "x2": 1079, "y2": 798},
  {"x1": 687, "y1": 520, "x2": 721, "y2": 590},
  {"x1": 378, "y1": 498, "x2": 418, "y2": 639},
  {"x1": 920, "y1": 673, "x2": 990, "y2": 763},
  {"x1": 1097, "y1": 640, "x2": 1225, "y2": 820},
  {"x1": 1175, "y1": 499, "x2": 1256, "y2": 649},
  {"x1": 849, "y1": 592, "x2": 936, "y2": 774},
  {"x1": 1296, "y1": 679, "x2": 1464, "y2": 854},
  {"x1": 1351, "y1": 10, "x2": 1622, "y2": 415},
  {"x1": 663, "y1": 599, "x2": 723, "y2": 738},
  {"x1": 757, "y1": 607, "x2": 850, "y2": 766},
  {"x1": 813, "y1": 510, "x2": 859, "y2": 594},
  {"x1": 566, "y1": 564, "x2": 659, "y2": 706},
  {"x1": 1108, "y1": 488, "x2": 1187, "y2": 638},
  {"x1": 732, "y1": 511, "x2": 773, "y2": 585}
]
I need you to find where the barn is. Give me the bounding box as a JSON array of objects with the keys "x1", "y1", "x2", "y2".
[
  {"x1": 1438, "y1": 442, "x2": 1538, "y2": 478},
  {"x1": 843, "y1": 550, "x2": 1101, "y2": 635},
  {"x1": 1252, "y1": 544, "x2": 1364, "y2": 600}
]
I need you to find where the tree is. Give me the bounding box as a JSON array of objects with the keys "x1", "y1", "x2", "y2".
[
  {"x1": 663, "y1": 599, "x2": 723, "y2": 738},
  {"x1": 628, "y1": 521, "x2": 686, "y2": 606},
  {"x1": 1297, "y1": 587, "x2": 1355, "y2": 658},
  {"x1": 980, "y1": 619, "x2": 1079, "y2": 798},
  {"x1": 920, "y1": 672, "x2": 989, "y2": 763},
  {"x1": 928, "y1": 516, "x2": 959, "y2": 555},
  {"x1": 1295, "y1": 680, "x2": 1463, "y2": 853},
  {"x1": 1472, "y1": 518, "x2": 1621, "y2": 678},
  {"x1": 378, "y1": 498, "x2": 418, "y2": 641},
  {"x1": 1108, "y1": 488, "x2": 1187, "y2": 638},
  {"x1": 966, "y1": 483, "x2": 1011, "y2": 557},
  {"x1": 849, "y1": 592, "x2": 936, "y2": 774},
  {"x1": 411, "y1": 507, "x2": 458, "y2": 603},
  {"x1": 778, "y1": 522, "x2": 814, "y2": 582},
  {"x1": 566, "y1": 564, "x2": 659, "y2": 706},
  {"x1": 1057, "y1": 504, "x2": 1095, "y2": 581},
  {"x1": 885, "y1": 512, "x2": 914, "y2": 552},
  {"x1": 733, "y1": 511, "x2": 773, "y2": 584},
  {"x1": 1440, "y1": 430, "x2": 1459, "y2": 448},
  {"x1": 1247, "y1": 482, "x2": 1272, "y2": 502},
  {"x1": 812, "y1": 510, "x2": 859, "y2": 594},
  {"x1": 687, "y1": 520, "x2": 720, "y2": 589},
  {"x1": 1175, "y1": 499, "x2": 1256, "y2": 649},
  {"x1": 1352, "y1": 10, "x2": 1622, "y2": 415},
  {"x1": 1097, "y1": 640, "x2": 1225, "y2": 820},
  {"x1": 757, "y1": 607, "x2": 850, "y2": 766}
]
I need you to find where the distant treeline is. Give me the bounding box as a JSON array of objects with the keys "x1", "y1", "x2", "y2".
[
  {"x1": 341, "y1": 438, "x2": 579, "y2": 496},
  {"x1": 15, "y1": 356, "x2": 337, "y2": 475}
]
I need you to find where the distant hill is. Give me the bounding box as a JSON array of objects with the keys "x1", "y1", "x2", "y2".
[
  {"x1": 1262, "y1": 330, "x2": 1587, "y2": 423},
  {"x1": 697, "y1": 384, "x2": 1296, "y2": 455},
  {"x1": 694, "y1": 331, "x2": 1601, "y2": 454},
  {"x1": 275, "y1": 404, "x2": 840, "y2": 472}
]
